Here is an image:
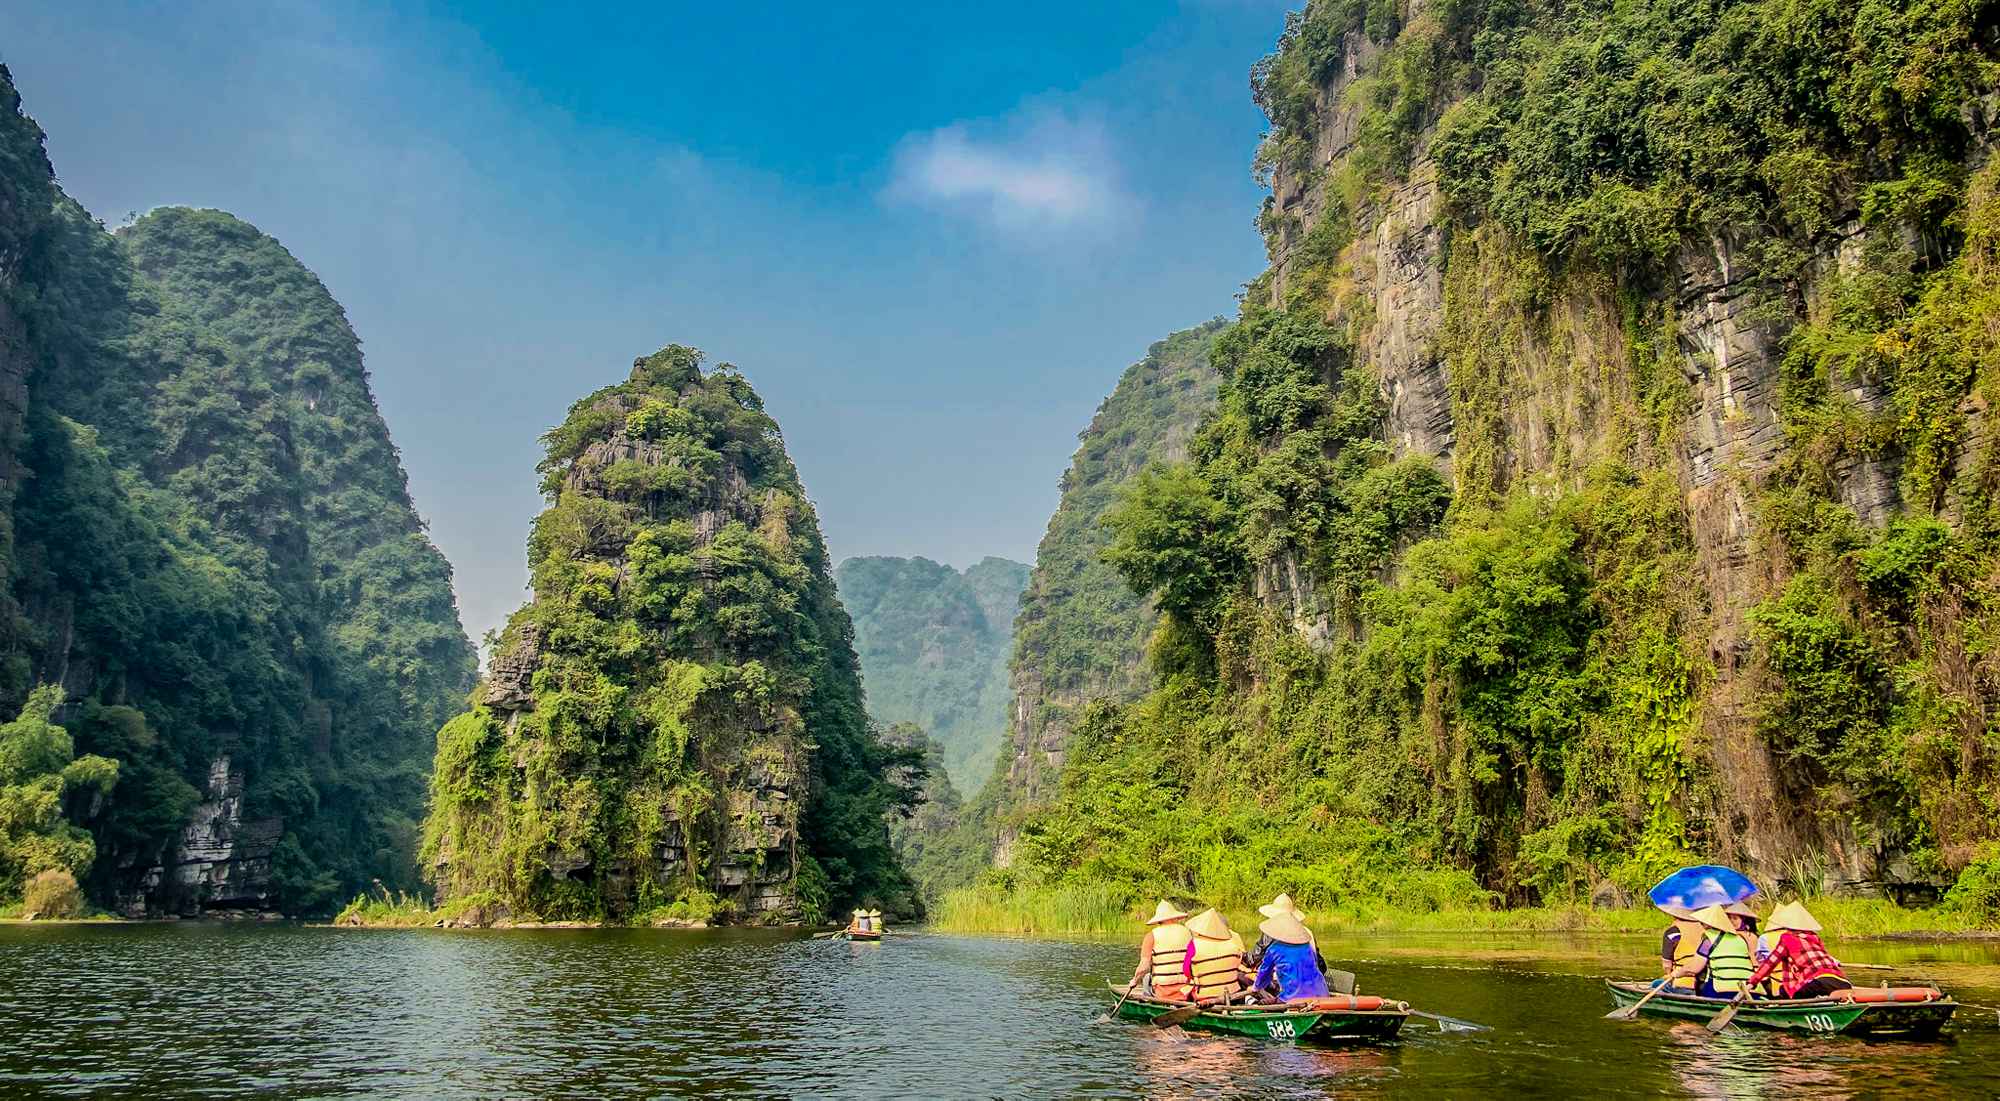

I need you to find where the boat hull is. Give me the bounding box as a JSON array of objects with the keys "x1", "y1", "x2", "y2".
[
  {"x1": 1605, "y1": 981, "x2": 1956, "y2": 1039},
  {"x1": 1109, "y1": 984, "x2": 1407, "y2": 1044}
]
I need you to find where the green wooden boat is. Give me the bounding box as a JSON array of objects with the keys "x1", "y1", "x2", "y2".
[
  {"x1": 1606, "y1": 981, "x2": 1956, "y2": 1038},
  {"x1": 1107, "y1": 982, "x2": 1409, "y2": 1044}
]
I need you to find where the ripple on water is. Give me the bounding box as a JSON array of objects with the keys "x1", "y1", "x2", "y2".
[{"x1": 4, "y1": 925, "x2": 2000, "y2": 1098}]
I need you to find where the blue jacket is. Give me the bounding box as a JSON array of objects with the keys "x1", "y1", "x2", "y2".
[{"x1": 1253, "y1": 939, "x2": 1329, "y2": 1000}]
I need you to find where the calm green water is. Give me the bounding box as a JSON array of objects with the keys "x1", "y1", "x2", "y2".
[{"x1": 3, "y1": 924, "x2": 1999, "y2": 1098}]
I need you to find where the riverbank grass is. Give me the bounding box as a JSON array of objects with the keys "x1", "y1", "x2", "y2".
[{"x1": 932, "y1": 885, "x2": 1999, "y2": 939}]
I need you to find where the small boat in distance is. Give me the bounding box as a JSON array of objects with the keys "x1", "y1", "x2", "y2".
[
  {"x1": 1107, "y1": 982, "x2": 1409, "y2": 1043},
  {"x1": 1605, "y1": 980, "x2": 1957, "y2": 1038}
]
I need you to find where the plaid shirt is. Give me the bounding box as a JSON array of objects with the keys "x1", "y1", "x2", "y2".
[{"x1": 1747, "y1": 930, "x2": 1842, "y2": 996}]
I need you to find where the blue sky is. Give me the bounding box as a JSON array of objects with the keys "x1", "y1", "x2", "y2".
[{"x1": 2, "y1": 0, "x2": 1284, "y2": 645}]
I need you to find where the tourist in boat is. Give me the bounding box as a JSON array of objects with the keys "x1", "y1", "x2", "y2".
[
  {"x1": 868, "y1": 909, "x2": 885, "y2": 935},
  {"x1": 1247, "y1": 893, "x2": 1328, "y2": 971},
  {"x1": 1131, "y1": 900, "x2": 1194, "y2": 999},
  {"x1": 1745, "y1": 901, "x2": 1852, "y2": 999},
  {"x1": 1182, "y1": 908, "x2": 1251, "y2": 1003},
  {"x1": 1657, "y1": 905, "x2": 1707, "y2": 991},
  {"x1": 1665, "y1": 902, "x2": 1759, "y2": 997},
  {"x1": 1250, "y1": 910, "x2": 1329, "y2": 1003},
  {"x1": 849, "y1": 908, "x2": 868, "y2": 935}
]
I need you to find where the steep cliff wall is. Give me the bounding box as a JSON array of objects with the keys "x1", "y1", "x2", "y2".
[
  {"x1": 0, "y1": 67, "x2": 475, "y2": 916},
  {"x1": 999, "y1": 322, "x2": 1223, "y2": 806},
  {"x1": 1000, "y1": 0, "x2": 2000, "y2": 908},
  {"x1": 423, "y1": 347, "x2": 916, "y2": 923}
]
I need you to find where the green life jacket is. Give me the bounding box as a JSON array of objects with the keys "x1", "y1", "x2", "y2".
[{"x1": 1702, "y1": 929, "x2": 1755, "y2": 993}]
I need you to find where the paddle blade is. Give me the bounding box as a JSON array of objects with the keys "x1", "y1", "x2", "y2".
[
  {"x1": 1705, "y1": 1002, "x2": 1743, "y2": 1033},
  {"x1": 1604, "y1": 1004, "x2": 1642, "y2": 1020},
  {"x1": 1152, "y1": 1004, "x2": 1203, "y2": 1029}
]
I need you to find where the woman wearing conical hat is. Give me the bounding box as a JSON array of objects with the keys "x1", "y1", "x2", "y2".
[
  {"x1": 1251, "y1": 909, "x2": 1330, "y2": 1002},
  {"x1": 1665, "y1": 902, "x2": 1760, "y2": 998},
  {"x1": 1746, "y1": 902, "x2": 1851, "y2": 999},
  {"x1": 1247, "y1": 893, "x2": 1330, "y2": 976},
  {"x1": 1181, "y1": 908, "x2": 1251, "y2": 1003},
  {"x1": 1131, "y1": 900, "x2": 1194, "y2": 1000}
]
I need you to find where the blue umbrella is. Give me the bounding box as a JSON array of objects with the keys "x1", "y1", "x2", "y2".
[{"x1": 1648, "y1": 865, "x2": 1759, "y2": 913}]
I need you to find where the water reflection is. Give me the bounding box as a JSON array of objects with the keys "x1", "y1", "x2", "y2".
[{"x1": 1, "y1": 924, "x2": 1997, "y2": 1098}]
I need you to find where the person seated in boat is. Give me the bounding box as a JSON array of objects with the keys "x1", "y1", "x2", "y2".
[
  {"x1": 1247, "y1": 893, "x2": 1329, "y2": 973},
  {"x1": 1656, "y1": 905, "x2": 1707, "y2": 991},
  {"x1": 1250, "y1": 910, "x2": 1329, "y2": 1003},
  {"x1": 868, "y1": 908, "x2": 885, "y2": 935},
  {"x1": 1664, "y1": 902, "x2": 1760, "y2": 998},
  {"x1": 1182, "y1": 908, "x2": 1252, "y2": 1004},
  {"x1": 848, "y1": 908, "x2": 868, "y2": 935},
  {"x1": 1131, "y1": 900, "x2": 1194, "y2": 1000},
  {"x1": 1745, "y1": 901, "x2": 1852, "y2": 1000}
]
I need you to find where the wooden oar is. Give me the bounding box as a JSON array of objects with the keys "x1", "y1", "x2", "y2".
[
  {"x1": 1409, "y1": 1009, "x2": 1491, "y2": 1032},
  {"x1": 1705, "y1": 991, "x2": 1749, "y2": 1034},
  {"x1": 1152, "y1": 999, "x2": 1217, "y2": 1029},
  {"x1": 1111, "y1": 981, "x2": 1138, "y2": 1019},
  {"x1": 1607, "y1": 983, "x2": 1672, "y2": 1021}
]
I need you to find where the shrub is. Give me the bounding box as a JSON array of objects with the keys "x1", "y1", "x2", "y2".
[{"x1": 22, "y1": 869, "x2": 81, "y2": 919}]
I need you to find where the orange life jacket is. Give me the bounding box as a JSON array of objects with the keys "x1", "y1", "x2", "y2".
[{"x1": 1148, "y1": 923, "x2": 1193, "y2": 988}]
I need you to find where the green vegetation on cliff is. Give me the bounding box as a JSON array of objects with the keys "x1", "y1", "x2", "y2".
[
  {"x1": 1002, "y1": 322, "x2": 1225, "y2": 798},
  {"x1": 0, "y1": 67, "x2": 475, "y2": 915},
  {"x1": 968, "y1": 0, "x2": 2000, "y2": 926},
  {"x1": 835, "y1": 555, "x2": 1026, "y2": 791},
  {"x1": 422, "y1": 347, "x2": 919, "y2": 923}
]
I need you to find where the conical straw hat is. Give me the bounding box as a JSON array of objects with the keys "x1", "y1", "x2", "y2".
[
  {"x1": 1689, "y1": 903, "x2": 1736, "y2": 931},
  {"x1": 1145, "y1": 899, "x2": 1191, "y2": 925},
  {"x1": 1258, "y1": 911, "x2": 1311, "y2": 945},
  {"x1": 1765, "y1": 900, "x2": 1822, "y2": 933},
  {"x1": 867, "y1": 909, "x2": 882, "y2": 918},
  {"x1": 1257, "y1": 892, "x2": 1308, "y2": 922},
  {"x1": 1724, "y1": 900, "x2": 1761, "y2": 920},
  {"x1": 1185, "y1": 907, "x2": 1232, "y2": 940}
]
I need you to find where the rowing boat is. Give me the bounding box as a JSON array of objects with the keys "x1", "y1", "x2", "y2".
[
  {"x1": 1107, "y1": 982, "x2": 1408, "y2": 1043},
  {"x1": 842, "y1": 928, "x2": 882, "y2": 941},
  {"x1": 1605, "y1": 981, "x2": 1956, "y2": 1038}
]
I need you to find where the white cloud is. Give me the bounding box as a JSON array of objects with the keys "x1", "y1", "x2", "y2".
[{"x1": 886, "y1": 110, "x2": 1130, "y2": 233}]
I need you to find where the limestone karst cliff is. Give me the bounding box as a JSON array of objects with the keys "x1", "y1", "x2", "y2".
[
  {"x1": 993, "y1": 0, "x2": 2000, "y2": 907},
  {"x1": 422, "y1": 347, "x2": 916, "y2": 923},
  {"x1": 0, "y1": 66, "x2": 476, "y2": 917},
  {"x1": 998, "y1": 323, "x2": 1223, "y2": 807}
]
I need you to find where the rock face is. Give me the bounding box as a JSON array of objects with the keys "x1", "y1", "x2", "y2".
[
  {"x1": 424, "y1": 347, "x2": 911, "y2": 923},
  {"x1": 998, "y1": 323, "x2": 1223, "y2": 809},
  {"x1": 118, "y1": 756, "x2": 283, "y2": 918},
  {"x1": 1241, "y1": 15, "x2": 1990, "y2": 892}
]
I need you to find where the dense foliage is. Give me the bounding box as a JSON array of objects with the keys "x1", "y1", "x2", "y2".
[
  {"x1": 835, "y1": 555, "x2": 1026, "y2": 791},
  {"x1": 422, "y1": 347, "x2": 919, "y2": 922},
  {"x1": 0, "y1": 67, "x2": 475, "y2": 915},
  {"x1": 0, "y1": 687, "x2": 116, "y2": 903},
  {"x1": 982, "y1": 0, "x2": 2000, "y2": 918}
]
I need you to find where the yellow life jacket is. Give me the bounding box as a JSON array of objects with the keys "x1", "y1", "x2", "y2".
[
  {"x1": 1701, "y1": 929, "x2": 1756, "y2": 994},
  {"x1": 1668, "y1": 919, "x2": 1704, "y2": 991},
  {"x1": 1187, "y1": 931, "x2": 1246, "y2": 1000},
  {"x1": 1148, "y1": 923, "x2": 1193, "y2": 986},
  {"x1": 1757, "y1": 932, "x2": 1783, "y2": 996}
]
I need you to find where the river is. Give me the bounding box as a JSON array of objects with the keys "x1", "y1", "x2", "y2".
[{"x1": 4, "y1": 924, "x2": 1998, "y2": 1097}]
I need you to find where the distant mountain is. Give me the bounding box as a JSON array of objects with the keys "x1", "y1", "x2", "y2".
[{"x1": 835, "y1": 555, "x2": 1028, "y2": 792}]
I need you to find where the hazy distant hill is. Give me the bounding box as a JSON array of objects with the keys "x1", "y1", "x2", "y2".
[{"x1": 835, "y1": 555, "x2": 1028, "y2": 792}]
